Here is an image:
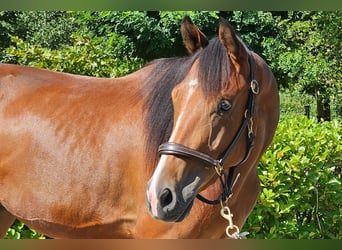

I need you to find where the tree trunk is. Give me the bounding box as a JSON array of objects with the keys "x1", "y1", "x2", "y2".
[{"x1": 316, "y1": 95, "x2": 331, "y2": 122}]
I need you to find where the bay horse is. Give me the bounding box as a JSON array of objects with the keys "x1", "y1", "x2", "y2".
[{"x1": 0, "y1": 16, "x2": 279, "y2": 238}]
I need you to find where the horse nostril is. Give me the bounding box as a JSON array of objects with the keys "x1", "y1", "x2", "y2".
[{"x1": 159, "y1": 188, "x2": 173, "y2": 208}]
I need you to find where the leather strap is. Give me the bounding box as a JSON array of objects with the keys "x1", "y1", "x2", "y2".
[{"x1": 158, "y1": 142, "x2": 221, "y2": 167}]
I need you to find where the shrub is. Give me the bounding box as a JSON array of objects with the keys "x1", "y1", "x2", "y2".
[
  {"x1": 3, "y1": 34, "x2": 144, "y2": 78},
  {"x1": 5, "y1": 220, "x2": 45, "y2": 239},
  {"x1": 244, "y1": 117, "x2": 342, "y2": 239}
]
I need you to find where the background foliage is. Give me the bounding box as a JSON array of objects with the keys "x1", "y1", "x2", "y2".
[
  {"x1": 5, "y1": 35, "x2": 144, "y2": 78},
  {"x1": 0, "y1": 11, "x2": 341, "y2": 239},
  {"x1": 244, "y1": 117, "x2": 341, "y2": 239}
]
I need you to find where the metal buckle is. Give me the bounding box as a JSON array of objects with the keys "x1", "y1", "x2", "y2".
[
  {"x1": 214, "y1": 161, "x2": 223, "y2": 176},
  {"x1": 251, "y1": 80, "x2": 259, "y2": 94}
]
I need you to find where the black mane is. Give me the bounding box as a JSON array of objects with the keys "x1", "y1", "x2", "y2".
[{"x1": 142, "y1": 38, "x2": 230, "y2": 168}]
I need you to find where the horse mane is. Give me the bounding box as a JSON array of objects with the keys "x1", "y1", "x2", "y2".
[{"x1": 142, "y1": 38, "x2": 230, "y2": 170}]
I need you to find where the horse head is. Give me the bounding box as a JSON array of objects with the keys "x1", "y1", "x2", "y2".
[{"x1": 146, "y1": 16, "x2": 271, "y2": 222}]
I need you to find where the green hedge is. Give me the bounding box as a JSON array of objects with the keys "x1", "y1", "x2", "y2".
[
  {"x1": 3, "y1": 35, "x2": 144, "y2": 78},
  {"x1": 5, "y1": 220, "x2": 45, "y2": 239},
  {"x1": 244, "y1": 117, "x2": 342, "y2": 239}
]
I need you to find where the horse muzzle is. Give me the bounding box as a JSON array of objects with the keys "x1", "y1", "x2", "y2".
[{"x1": 146, "y1": 175, "x2": 200, "y2": 222}]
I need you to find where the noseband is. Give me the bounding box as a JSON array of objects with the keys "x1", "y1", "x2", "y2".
[{"x1": 158, "y1": 53, "x2": 259, "y2": 205}]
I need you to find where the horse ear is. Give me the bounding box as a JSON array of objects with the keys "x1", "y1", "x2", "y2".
[
  {"x1": 181, "y1": 16, "x2": 209, "y2": 54},
  {"x1": 218, "y1": 17, "x2": 247, "y2": 66}
]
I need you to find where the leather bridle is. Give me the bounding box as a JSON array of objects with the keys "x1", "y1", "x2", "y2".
[{"x1": 158, "y1": 53, "x2": 260, "y2": 205}]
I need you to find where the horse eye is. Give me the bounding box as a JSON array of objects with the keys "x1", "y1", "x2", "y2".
[{"x1": 219, "y1": 99, "x2": 232, "y2": 112}]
